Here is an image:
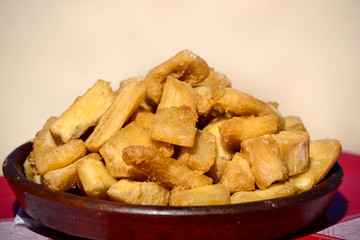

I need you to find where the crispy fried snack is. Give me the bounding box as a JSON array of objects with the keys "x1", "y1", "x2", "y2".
[
  {"x1": 290, "y1": 139, "x2": 341, "y2": 192},
  {"x1": 220, "y1": 152, "x2": 255, "y2": 193},
  {"x1": 34, "y1": 139, "x2": 87, "y2": 176},
  {"x1": 77, "y1": 153, "x2": 116, "y2": 199},
  {"x1": 50, "y1": 80, "x2": 115, "y2": 144},
  {"x1": 23, "y1": 49, "x2": 342, "y2": 206},
  {"x1": 122, "y1": 145, "x2": 213, "y2": 189},
  {"x1": 85, "y1": 80, "x2": 146, "y2": 152},
  {"x1": 117, "y1": 76, "x2": 154, "y2": 112},
  {"x1": 241, "y1": 136, "x2": 289, "y2": 189},
  {"x1": 169, "y1": 184, "x2": 230, "y2": 206},
  {"x1": 25, "y1": 117, "x2": 59, "y2": 182},
  {"x1": 150, "y1": 106, "x2": 198, "y2": 147},
  {"x1": 284, "y1": 115, "x2": 307, "y2": 131},
  {"x1": 177, "y1": 130, "x2": 216, "y2": 173},
  {"x1": 129, "y1": 109, "x2": 175, "y2": 157},
  {"x1": 107, "y1": 179, "x2": 170, "y2": 206},
  {"x1": 157, "y1": 76, "x2": 200, "y2": 112},
  {"x1": 203, "y1": 117, "x2": 234, "y2": 183},
  {"x1": 32, "y1": 118, "x2": 58, "y2": 155},
  {"x1": 128, "y1": 108, "x2": 155, "y2": 129},
  {"x1": 43, "y1": 161, "x2": 79, "y2": 192},
  {"x1": 117, "y1": 76, "x2": 145, "y2": 94},
  {"x1": 42, "y1": 116, "x2": 58, "y2": 129},
  {"x1": 219, "y1": 114, "x2": 280, "y2": 151},
  {"x1": 212, "y1": 87, "x2": 271, "y2": 116},
  {"x1": 144, "y1": 49, "x2": 210, "y2": 105},
  {"x1": 231, "y1": 181, "x2": 296, "y2": 204},
  {"x1": 265, "y1": 102, "x2": 285, "y2": 130},
  {"x1": 23, "y1": 152, "x2": 42, "y2": 184},
  {"x1": 99, "y1": 121, "x2": 151, "y2": 179},
  {"x1": 195, "y1": 69, "x2": 231, "y2": 88},
  {"x1": 273, "y1": 130, "x2": 310, "y2": 176},
  {"x1": 195, "y1": 86, "x2": 214, "y2": 115}
]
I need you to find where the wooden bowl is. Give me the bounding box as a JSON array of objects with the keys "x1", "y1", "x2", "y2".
[{"x1": 3, "y1": 142, "x2": 343, "y2": 240}]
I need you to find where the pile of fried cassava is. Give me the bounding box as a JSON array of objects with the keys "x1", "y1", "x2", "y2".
[{"x1": 24, "y1": 50, "x2": 341, "y2": 206}]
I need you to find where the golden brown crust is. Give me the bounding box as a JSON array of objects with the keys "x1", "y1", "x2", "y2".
[
  {"x1": 107, "y1": 179, "x2": 170, "y2": 206},
  {"x1": 220, "y1": 152, "x2": 255, "y2": 193},
  {"x1": 212, "y1": 87, "x2": 270, "y2": 116},
  {"x1": 157, "y1": 76, "x2": 200, "y2": 112},
  {"x1": 231, "y1": 181, "x2": 296, "y2": 204},
  {"x1": 99, "y1": 121, "x2": 152, "y2": 179},
  {"x1": 85, "y1": 80, "x2": 146, "y2": 152},
  {"x1": 241, "y1": 136, "x2": 289, "y2": 189},
  {"x1": 50, "y1": 80, "x2": 115, "y2": 144},
  {"x1": 144, "y1": 49, "x2": 210, "y2": 105},
  {"x1": 284, "y1": 115, "x2": 307, "y2": 132},
  {"x1": 76, "y1": 153, "x2": 117, "y2": 199},
  {"x1": 273, "y1": 130, "x2": 310, "y2": 176},
  {"x1": 219, "y1": 115, "x2": 280, "y2": 151},
  {"x1": 290, "y1": 139, "x2": 342, "y2": 192},
  {"x1": 177, "y1": 130, "x2": 216, "y2": 173},
  {"x1": 169, "y1": 184, "x2": 230, "y2": 206},
  {"x1": 122, "y1": 145, "x2": 213, "y2": 189},
  {"x1": 34, "y1": 139, "x2": 87, "y2": 175},
  {"x1": 195, "y1": 68, "x2": 231, "y2": 89},
  {"x1": 43, "y1": 161, "x2": 79, "y2": 192},
  {"x1": 203, "y1": 117, "x2": 234, "y2": 183},
  {"x1": 150, "y1": 106, "x2": 198, "y2": 147}
]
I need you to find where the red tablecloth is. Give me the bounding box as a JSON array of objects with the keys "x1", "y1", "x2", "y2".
[{"x1": 1, "y1": 152, "x2": 359, "y2": 240}]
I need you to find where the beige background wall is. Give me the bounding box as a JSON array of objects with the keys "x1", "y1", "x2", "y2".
[{"x1": 1, "y1": 0, "x2": 359, "y2": 175}]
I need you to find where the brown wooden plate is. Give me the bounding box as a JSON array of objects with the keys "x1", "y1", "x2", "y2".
[{"x1": 3, "y1": 142, "x2": 343, "y2": 240}]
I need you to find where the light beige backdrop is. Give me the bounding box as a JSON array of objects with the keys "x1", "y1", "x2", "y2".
[{"x1": 1, "y1": 0, "x2": 360, "y2": 175}]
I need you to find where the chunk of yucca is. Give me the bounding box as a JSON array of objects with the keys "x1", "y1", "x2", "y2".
[
  {"x1": 43, "y1": 161, "x2": 79, "y2": 192},
  {"x1": 195, "y1": 86, "x2": 214, "y2": 115},
  {"x1": 117, "y1": 76, "x2": 154, "y2": 112},
  {"x1": 284, "y1": 115, "x2": 307, "y2": 131},
  {"x1": 128, "y1": 108, "x2": 155, "y2": 130},
  {"x1": 85, "y1": 80, "x2": 146, "y2": 152},
  {"x1": 122, "y1": 145, "x2": 213, "y2": 189},
  {"x1": 50, "y1": 80, "x2": 116, "y2": 144},
  {"x1": 128, "y1": 109, "x2": 175, "y2": 157},
  {"x1": 219, "y1": 114, "x2": 280, "y2": 151},
  {"x1": 77, "y1": 153, "x2": 117, "y2": 199},
  {"x1": 144, "y1": 49, "x2": 210, "y2": 105},
  {"x1": 203, "y1": 117, "x2": 234, "y2": 183},
  {"x1": 169, "y1": 184, "x2": 230, "y2": 206},
  {"x1": 23, "y1": 152, "x2": 42, "y2": 184},
  {"x1": 220, "y1": 152, "x2": 255, "y2": 193},
  {"x1": 273, "y1": 130, "x2": 310, "y2": 176},
  {"x1": 231, "y1": 181, "x2": 296, "y2": 204},
  {"x1": 195, "y1": 69, "x2": 231, "y2": 88},
  {"x1": 212, "y1": 87, "x2": 271, "y2": 116},
  {"x1": 32, "y1": 117, "x2": 58, "y2": 155},
  {"x1": 177, "y1": 130, "x2": 216, "y2": 173},
  {"x1": 34, "y1": 139, "x2": 87, "y2": 175},
  {"x1": 116, "y1": 76, "x2": 145, "y2": 94},
  {"x1": 290, "y1": 139, "x2": 341, "y2": 192},
  {"x1": 107, "y1": 179, "x2": 170, "y2": 206},
  {"x1": 99, "y1": 121, "x2": 152, "y2": 179},
  {"x1": 157, "y1": 76, "x2": 200, "y2": 112},
  {"x1": 25, "y1": 116, "x2": 58, "y2": 183},
  {"x1": 150, "y1": 106, "x2": 198, "y2": 147},
  {"x1": 241, "y1": 136, "x2": 289, "y2": 189}
]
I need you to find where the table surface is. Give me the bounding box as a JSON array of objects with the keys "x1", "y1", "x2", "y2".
[{"x1": 1, "y1": 152, "x2": 359, "y2": 240}]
